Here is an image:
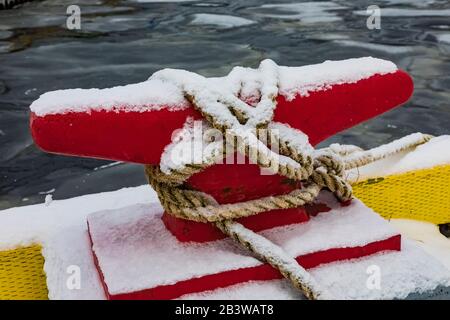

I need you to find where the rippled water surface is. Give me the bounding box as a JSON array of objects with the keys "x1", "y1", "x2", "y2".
[{"x1": 0, "y1": 0, "x2": 449, "y2": 209}]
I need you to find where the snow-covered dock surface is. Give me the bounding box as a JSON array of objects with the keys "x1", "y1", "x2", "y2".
[
  {"x1": 0, "y1": 136, "x2": 449, "y2": 299},
  {"x1": 0, "y1": 185, "x2": 157, "y2": 300},
  {"x1": 29, "y1": 57, "x2": 397, "y2": 116},
  {"x1": 0, "y1": 185, "x2": 448, "y2": 300}
]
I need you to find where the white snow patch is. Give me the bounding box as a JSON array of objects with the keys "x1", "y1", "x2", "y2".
[
  {"x1": 30, "y1": 57, "x2": 397, "y2": 116},
  {"x1": 39, "y1": 188, "x2": 55, "y2": 195},
  {"x1": 390, "y1": 219, "x2": 450, "y2": 271},
  {"x1": 160, "y1": 118, "x2": 225, "y2": 173},
  {"x1": 30, "y1": 79, "x2": 190, "y2": 117},
  {"x1": 354, "y1": 8, "x2": 450, "y2": 17},
  {"x1": 277, "y1": 57, "x2": 397, "y2": 100},
  {"x1": 180, "y1": 279, "x2": 302, "y2": 300},
  {"x1": 309, "y1": 240, "x2": 450, "y2": 300},
  {"x1": 93, "y1": 161, "x2": 122, "y2": 171},
  {"x1": 388, "y1": 135, "x2": 450, "y2": 172},
  {"x1": 269, "y1": 122, "x2": 313, "y2": 155},
  {"x1": 44, "y1": 194, "x2": 53, "y2": 206},
  {"x1": 191, "y1": 14, "x2": 256, "y2": 29},
  {"x1": 255, "y1": 2, "x2": 347, "y2": 23}
]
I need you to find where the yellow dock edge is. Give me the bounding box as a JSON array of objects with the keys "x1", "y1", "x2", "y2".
[
  {"x1": 353, "y1": 164, "x2": 450, "y2": 225},
  {"x1": 1, "y1": 165, "x2": 449, "y2": 299},
  {"x1": 0, "y1": 245, "x2": 48, "y2": 300}
]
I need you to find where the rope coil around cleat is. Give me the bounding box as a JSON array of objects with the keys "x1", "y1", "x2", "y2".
[{"x1": 144, "y1": 60, "x2": 433, "y2": 300}]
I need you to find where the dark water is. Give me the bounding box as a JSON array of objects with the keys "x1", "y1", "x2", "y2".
[{"x1": 0, "y1": 0, "x2": 449, "y2": 210}]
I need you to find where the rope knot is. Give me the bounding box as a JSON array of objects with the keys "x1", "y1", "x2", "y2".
[{"x1": 147, "y1": 59, "x2": 356, "y2": 222}]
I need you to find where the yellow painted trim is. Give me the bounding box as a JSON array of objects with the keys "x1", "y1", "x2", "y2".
[
  {"x1": 0, "y1": 245, "x2": 48, "y2": 300},
  {"x1": 353, "y1": 164, "x2": 450, "y2": 225}
]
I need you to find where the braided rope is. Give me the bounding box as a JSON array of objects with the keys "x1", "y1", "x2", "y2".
[
  {"x1": 215, "y1": 219, "x2": 333, "y2": 300},
  {"x1": 146, "y1": 166, "x2": 321, "y2": 223},
  {"x1": 145, "y1": 61, "x2": 433, "y2": 300},
  {"x1": 342, "y1": 133, "x2": 433, "y2": 170}
]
